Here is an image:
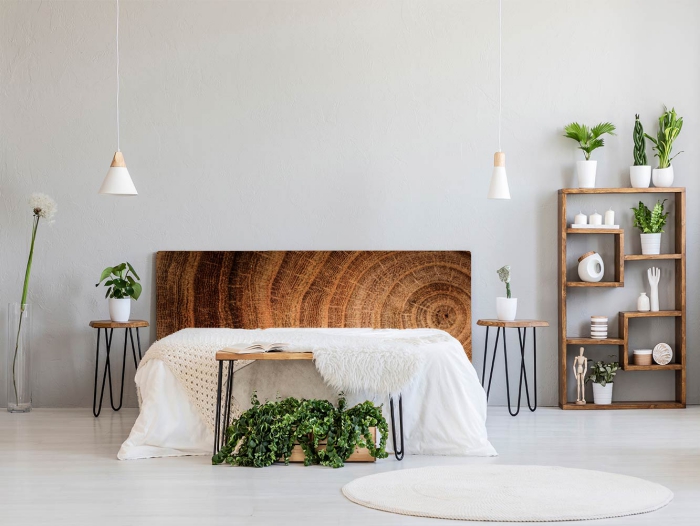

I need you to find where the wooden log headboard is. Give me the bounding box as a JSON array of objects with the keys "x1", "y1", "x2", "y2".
[{"x1": 156, "y1": 251, "x2": 472, "y2": 358}]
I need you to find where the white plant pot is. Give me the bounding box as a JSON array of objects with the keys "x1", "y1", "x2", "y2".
[
  {"x1": 652, "y1": 165, "x2": 674, "y2": 187},
  {"x1": 576, "y1": 160, "x2": 597, "y2": 188},
  {"x1": 577, "y1": 251, "x2": 604, "y2": 282},
  {"x1": 592, "y1": 382, "x2": 613, "y2": 405},
  {"x1": 629, "y1": 165, "x2": 651, "y2": 188},
  {"x1": 496, "y1": 297, "x2": 517, "y2": 321},
  {"x1": 640, "y1": 233, "x2": 661, "y2": 255},
  {"x1": 109, "y1": 298, "x2": 131, "y2": 322}
]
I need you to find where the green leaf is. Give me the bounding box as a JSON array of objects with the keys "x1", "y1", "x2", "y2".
[
  {"x1": 591, "y1": 122, "x2": 616, "y2": 138},
  {"x1": 97, "y1": 267, "x2": 114, "y2": 285},
  {"x1": 127, "y1": 262, "x2": 140, "y2": 281}
]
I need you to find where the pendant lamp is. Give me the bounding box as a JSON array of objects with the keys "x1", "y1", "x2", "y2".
[
  {"x1": 99, "y1": 0, "x2": 137, "y2": 196},
  {"x1": 487, "y1": 0, "x2": 510, "y2": 200}
]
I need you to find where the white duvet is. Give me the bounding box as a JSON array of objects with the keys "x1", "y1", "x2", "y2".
[{"x1": 119, "y1": 328, "x2": 497, "y2": 460}]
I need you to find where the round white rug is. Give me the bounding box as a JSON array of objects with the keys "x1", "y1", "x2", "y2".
[{"x1": 342, "y1": 465, "x2": 673, "y2": 522}]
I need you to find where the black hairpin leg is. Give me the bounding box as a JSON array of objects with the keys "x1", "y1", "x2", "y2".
[
  {"x1": 517, "y1": 327, "x2": 537, "y2": 412},
  {"x1": 93, "y1": 327, "x2": 143, "y2": 417},
  {"x1": 110, "y1": 329, "x2": 128, "y2": 411},
  {"x1": 135, "y1": 328, "x2": 143, "y2": 360},
  {"x1": 481, "y1": 326, "x2": 489, "y2": 386},
  {"x1": 93, "y1": 329, "x2": 114, "y2": 417},
  {"x1": 214, "y1": 361, "x2": 224, "y2": 455},
  {"x1": 390, "y1": 394, "x2": 404, "y2": 461},
  {"x1": 214, "y1": 360, "x2": 235, "y2": 456},
  {"x1": 484, "y1": 327, "x2": 501, "y2": 400},
  {"x1": 223, "y1": 361, "x2": 234, "y2": 440},
  {"x1": 503, "y1": 328, "x2": 525, "y2": 417},
  {"x1": 93, "y1": 328, "x2": 105, "y2": 417}
]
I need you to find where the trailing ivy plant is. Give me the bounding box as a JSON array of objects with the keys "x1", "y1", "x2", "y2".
[
  {"x1": 633, "y1": 114, "x2": 647, "y2": 166},
  {"x1": 563, "y1": 122, "x2": 616, "y2": 160},
  {"x1": 95, "y1": 262, "x2": 142, "y2": 300},
  {"x1": 586, "y1": 357, "x2": 619, "y2": 387},
  {"x1": 631, "y1": 200, "x2": 669, "y2": 234},
  {"x1": 212, "y1": 393, "x2": 389, "y2": 468},
  {"x1": 644, "y1": 106, "x2": 683, "y2": 169}
]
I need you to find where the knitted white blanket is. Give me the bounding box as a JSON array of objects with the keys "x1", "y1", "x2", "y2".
[{"x1": 140, "y1": 328, "x2": 452, "y2": 432}]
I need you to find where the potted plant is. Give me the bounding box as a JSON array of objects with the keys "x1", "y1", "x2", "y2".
[
  {"x1": 586, "y1": 357, "x2": 619, "y2": 405},
  {"x1": 630, "y1": 114, "x2": 651, "y2": 188},
  {"x1": 496, "y1": 265, "x2": 516, "y2": 321},
  {"x1": 645, "y1": 106, "x2": 683, "y2": 187},
  {"x1": 563, "y1": 121, "x2": 616, "y2": 188},
  {"x1": 631, "y1": 200, "x2": 669, "y2": 255},
  {"x1": 213, "y1": 393, "x2": 388, "y2": 468},
  {"x1": 96, "y1": 262, "x2": 142, "y2": 322}
]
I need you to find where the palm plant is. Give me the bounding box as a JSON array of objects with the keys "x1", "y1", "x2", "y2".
[
  {"x1": 563, "y1": 122, "x2": 616, "y2": 160},
  {"x1": 644, "y1": 106, "x2": 683, "y2": 169}
]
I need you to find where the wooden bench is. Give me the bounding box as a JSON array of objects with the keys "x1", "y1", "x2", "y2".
[{"x1": 214, "y1": 350, "x2": 404, "y2": 461}]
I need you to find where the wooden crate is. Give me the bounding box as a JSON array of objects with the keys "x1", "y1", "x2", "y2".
[{"x1": 285, "y1": 427, "x2": 377, "y2": 463}]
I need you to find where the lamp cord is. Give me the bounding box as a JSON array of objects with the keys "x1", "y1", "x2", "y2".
[
  {"x1": 116, "y1": 0, "x2": 120, "y2": 152},
  {"x1": 498, "y1": 0, "x2": 502, "y2": 153}
]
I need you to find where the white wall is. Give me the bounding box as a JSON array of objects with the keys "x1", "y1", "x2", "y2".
[{"x1": 1, "y1": 0, "x2": 698, "y2": 408}]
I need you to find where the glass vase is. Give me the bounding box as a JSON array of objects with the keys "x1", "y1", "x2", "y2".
[{"x1": 7, "y1": 303, "x2": 31, "y2": 413}]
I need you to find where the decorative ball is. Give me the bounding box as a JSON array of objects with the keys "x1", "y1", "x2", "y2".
[{"x1": 653, "y1": 343, "x2": 673, "y2": 366}]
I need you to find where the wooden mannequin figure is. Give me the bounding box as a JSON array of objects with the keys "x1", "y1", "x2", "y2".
[{"x1": 573, "y1": 346, "x2": 588, "y2": 405}]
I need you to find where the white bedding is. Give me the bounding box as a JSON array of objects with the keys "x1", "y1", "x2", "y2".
[{"x1": 118, "y1": 328, "x2": 497, "y2": 460}]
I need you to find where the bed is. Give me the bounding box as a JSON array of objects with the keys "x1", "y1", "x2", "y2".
[{"x1": 118, "y1": 251, "x2": 496, "y2": 460}]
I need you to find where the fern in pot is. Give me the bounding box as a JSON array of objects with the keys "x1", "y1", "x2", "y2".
[
  {"x1": 496, "y1": 265, "x2": 517, "y2": 321},
  {"x1": 632, "y1": 200, "x2": 669, "y2": 255},
  {"x1": 629, "y1": 114, "x2": 651, "y2": 188},
  {"x1": 645, "y1": 106, "x2": 683, "y2": 188},
  {"x1": 586, "y1": 357, "x2": 619, "y2": 405},
  {"x1": 563, "y1": 122, "x2": 616, "y2": 188},
  {"x1": 96, "y1": 263, "x2": 142, "y2": 322}
]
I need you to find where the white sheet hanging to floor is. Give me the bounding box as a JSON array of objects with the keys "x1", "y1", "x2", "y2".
[{"x1": 118, "y1": 328, "x2": 497, "y2": 460}]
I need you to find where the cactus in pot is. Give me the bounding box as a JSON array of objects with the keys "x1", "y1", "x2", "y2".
[{"x1": 496, "y1": 265, "x2": 517, "y2": 321}]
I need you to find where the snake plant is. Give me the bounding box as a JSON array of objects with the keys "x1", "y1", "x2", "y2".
[{"x1": 633, "y1": 114, "x2": 647, "y2": 166}]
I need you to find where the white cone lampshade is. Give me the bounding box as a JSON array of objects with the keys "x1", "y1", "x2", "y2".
[
  {"x1": 99, "y1": 152, "x2": 137, "y2": 195},
  {"x1": 487, "y1": 151, "x2": 510, "y2": 200}
]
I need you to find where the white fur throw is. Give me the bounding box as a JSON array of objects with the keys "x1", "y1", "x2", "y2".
[{"x1": 140, "y1": 328, "x2": 451, "y2": 432}]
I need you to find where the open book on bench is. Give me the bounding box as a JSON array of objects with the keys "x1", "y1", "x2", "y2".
[{"x1": 224, "y1": 341, "x2": 291, "y2": 354}]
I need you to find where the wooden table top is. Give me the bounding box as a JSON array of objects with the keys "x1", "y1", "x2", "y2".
[
  {"x1": 89, "y1": 320, "x2": 149, "y2": 329},
  {"x1": 477, "y1": 319, "x2": 549, "y2": 328},
  {"x1": 216, "y1": 350, "x2": 314, "y2": 361}
]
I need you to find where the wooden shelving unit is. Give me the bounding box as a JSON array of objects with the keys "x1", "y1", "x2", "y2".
[{"x1": 558, "y1": 187, "x2": 686, "y2": 409}]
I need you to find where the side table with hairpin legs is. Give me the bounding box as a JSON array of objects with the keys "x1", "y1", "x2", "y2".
[
  {"x1": 476, "y1": 319, "x2": 549, "y2": 416},
  {"x1": 89, "y1": 320, "x2": 148, "y2": 417}
]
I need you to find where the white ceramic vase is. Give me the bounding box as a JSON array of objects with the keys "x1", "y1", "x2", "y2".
[
  {"x1": 629, "y1": 165, "x2": 651, "y2": 188},
  {"x1": 109, "y1": 298, "x2": 131, "y2": 322},
  {"x1": 652, "y1": 165, "x2": 674, "y2": 187},
  {"x1": 637, "y1": 292, "x2": 650, "y2": 312},
  {"x1": 577, "y1": 252, "x2": 604, "y2": 282},
  {"x1": 496, "y1": 297, "x2": 517, "y2": 321},
  {"x1": 576, "y1": 160, "x2": 597, "y2": 188},
  {"x1": 640, "y1": 233, "x2": 661, "y2": 255},
  {"x1": 592, "y1": 382, "x2": 613, "y2": 405}
]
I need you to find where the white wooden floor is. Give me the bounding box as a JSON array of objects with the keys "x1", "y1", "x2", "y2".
[{"x1": 1, "y1": 407, "x2": 699, "y2": 525}]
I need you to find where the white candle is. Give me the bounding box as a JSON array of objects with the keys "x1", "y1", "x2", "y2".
[
  {"x1": 574, "y1": 212, "x2": 587, "y2": 225},
  {"x1": 605, "y1": 209, "x2": 615, "y2": 226},
  {"x1": 589, "y1": 211, "x2": 602, "y2": 226}
]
